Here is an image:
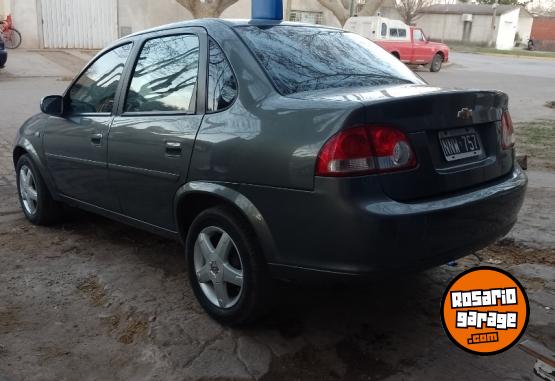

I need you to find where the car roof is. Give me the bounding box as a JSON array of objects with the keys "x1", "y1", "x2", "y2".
[{"x1": 121, "y1": 18, "x2": 342, "y2": 41}]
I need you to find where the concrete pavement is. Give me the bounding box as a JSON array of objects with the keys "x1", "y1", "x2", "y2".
[{"x1": 420, "y1": 52, "x2": 555, "y2": 122}]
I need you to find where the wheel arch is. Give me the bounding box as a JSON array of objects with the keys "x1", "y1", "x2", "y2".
[
  {"x1": 174, "y1": 182, "x2": 278, "y2": 262},
  {"x1": 13, "y1": 139, "x2": 59, "y2": 200},
  {"x1": 391, "y1": 51, "x2": 400, "y2": 59}
]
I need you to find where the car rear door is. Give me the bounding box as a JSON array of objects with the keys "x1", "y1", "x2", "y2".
[
  {"x1": 43, "y1": 43, "x2": 132, "y2": 210},
  {"x1": 107, "y1": 27, "x2": 207, "y2": 230}
]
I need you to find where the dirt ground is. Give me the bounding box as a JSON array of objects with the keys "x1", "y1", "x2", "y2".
[{"x1": 0, "y1": 51, "x2": 554, "y2": 381}]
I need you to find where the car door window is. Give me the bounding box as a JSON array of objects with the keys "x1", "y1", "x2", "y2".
[
  {"x1": 125, "y1": 34, "x2": 199, "y2": 113},
  {"x1": 381, "y1": 23, "x2": 387, "y2": 38},
  {"x1": 68, "y1": 43, "x2": 131, "y2": 114},
  {"x1": 413, "y1": 29, "x2": 425, "y2": 42},
  {"x1": 207, "y1": 38, "x2": 237, "y2": 113}
]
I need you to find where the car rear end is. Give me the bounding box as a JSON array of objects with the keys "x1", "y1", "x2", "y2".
[
  {"x1": 0, "y1": 35, "x2": 7, "y2": 68},
  {"x1": 231, "y1": 23, "x2": 526, "y2": 279},
  {"x1": 296, "y1": 86, "x2": 526, "y2": 276}
]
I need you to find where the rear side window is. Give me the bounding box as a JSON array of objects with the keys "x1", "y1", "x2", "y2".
[
  {"x1": 236, "y1": 26, "x2": 421, "y2": 95},
  {"x1": 125, "y1": 34, "x2": 199, "y2": 113},
  {"x1": 207, "y1": 38, "x2": 237, "y2": 113},
  {"x1": 68, "y1": 43, "x2": 131, "y2": 114},
  {"x1": 381, "y1": 23, "x2": 387, "y2": 37},
  {"x1": 390, "y1": 28, "x2": 407, "y2": 38}
]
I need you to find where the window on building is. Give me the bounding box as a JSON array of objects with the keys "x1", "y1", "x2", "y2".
[
  {"x1": 289, "y1": 10, "x2": 324, "y2": 25},
  {"x1": 207, "y1": 38, "x2": 238, "y2": 113},
  {"x1": 125, "y1": 35, "x2": 199, "y2": 113},
  {"x1": 68, "y1": 43, "x2": 131, "y2": 114}
]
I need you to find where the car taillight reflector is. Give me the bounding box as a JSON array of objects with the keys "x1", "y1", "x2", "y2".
[
  {"x1": 501, "y1": 110, "x2": 515, "y2": 149},
  {"x1": 316, "y1": 125, "x2": 417, "y2": 177}
]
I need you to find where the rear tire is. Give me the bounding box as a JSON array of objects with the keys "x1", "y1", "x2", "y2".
[
  {"x1": 16, "y1": 154, "x2": 62, "y2": 225},
  {"x1": 185, "y1": 206, "x2": 272, "y2": 326},
  {"x1": 430, "y1": 53, "x2": 443, "y2": 72}
]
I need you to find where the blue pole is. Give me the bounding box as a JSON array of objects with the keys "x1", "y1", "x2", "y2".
[{"x1": 252, "y1": 0, "x2": 283, "y2": 20}]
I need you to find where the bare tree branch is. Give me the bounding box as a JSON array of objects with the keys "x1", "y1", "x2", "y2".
[
  {"x1": 175, "y1": 0, "x2": 239, "y2": 18},
  {"x1": 317, "y1": 0, "x2": 386, "y2": 26},
  {"x1": 396, "y1": 0, "x2": 433, "y2": 25}
]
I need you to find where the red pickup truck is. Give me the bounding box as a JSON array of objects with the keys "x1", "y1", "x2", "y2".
[
  {"x1": 377, "y1": 27, "x2": 449, "y2": 72},
  {"x1": 344, "y1": 17, "x2": 450, "y2": 72}
]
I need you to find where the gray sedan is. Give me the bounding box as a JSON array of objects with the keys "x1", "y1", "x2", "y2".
[{"x1": 13, "y1": 19, "x2": 526, "y2": 325}]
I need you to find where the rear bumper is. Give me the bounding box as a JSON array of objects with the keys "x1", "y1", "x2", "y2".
[
  {"x1": 0, "y1": 50, "x2": 7, "y2": 67},
  {"x1": 254, "y1": 165, "x2": 527, "y2": 281}
]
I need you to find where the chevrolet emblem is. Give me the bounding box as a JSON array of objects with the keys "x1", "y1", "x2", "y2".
[{"x1": 457, "y1": 108, "x2": 473, "y2": 120}]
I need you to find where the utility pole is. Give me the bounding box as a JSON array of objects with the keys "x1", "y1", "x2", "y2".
[
  {"x1": 350, "y1": 0, "x2": 356, "y2": 17},
  {"x1": 489, "y1": 0, "x2": 499, "y2": 48}
]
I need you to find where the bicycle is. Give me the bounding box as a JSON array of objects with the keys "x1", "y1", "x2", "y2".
[{"x1": 0, "y1": 15, "x2": 22, "y2": 49}]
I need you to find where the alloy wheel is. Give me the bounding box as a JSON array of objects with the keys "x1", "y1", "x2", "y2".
[
  {"x1": 193, "y1": 226, "x2": 244, "y2": 309},
  {"x1": 19, "y1": 165, "x2": 38, "y2": 215}
]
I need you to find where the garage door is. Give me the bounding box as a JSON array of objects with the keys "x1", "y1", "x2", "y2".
[{"x1": 41, "y1": 0, "x2": 118, "y2": 49}]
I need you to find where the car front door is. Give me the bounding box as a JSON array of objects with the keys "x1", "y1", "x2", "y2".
[
  {"x1": 411, "y1": 28, "x2": 429, "y2": 64},
  {"x1": 43, "y1": 43, "x2": 132, "y2": 210},
  {"x1": 108, "y1": 28, "x2": 207, "y2": 230}
]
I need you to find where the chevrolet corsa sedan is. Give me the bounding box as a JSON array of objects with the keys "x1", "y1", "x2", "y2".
[{"x1": 13, "y1": 19, "x2": 527, "y2": 325}]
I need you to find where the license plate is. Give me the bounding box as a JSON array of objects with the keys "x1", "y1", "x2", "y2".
[{"x1": 439, "y1": 127, "x2": 483, "y2": 162}]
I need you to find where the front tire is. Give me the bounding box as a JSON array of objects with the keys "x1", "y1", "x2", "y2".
[
  {"x1": 185, "y1": 206, "x2": 272, "y2": 325},
  {"x1": 16, "y1": 154, "x2": 62, "y2": 225},
  {"x1": 430, "y1": 53, "x2": 443, "y2": 72}
]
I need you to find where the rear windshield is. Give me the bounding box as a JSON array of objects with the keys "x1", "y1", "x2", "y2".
[{"x1": 235, "y1": 25, "x2": 422, "y2": 95}]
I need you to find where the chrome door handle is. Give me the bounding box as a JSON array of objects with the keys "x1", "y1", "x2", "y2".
[
  {"x1": 165, "y1": 141, "x2": 182, "y2": 156},
  {"x1": 91, "y1": 133, "x2": 103, "y2": 145}
]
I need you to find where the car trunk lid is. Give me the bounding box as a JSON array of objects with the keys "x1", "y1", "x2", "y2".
[{"x1": 292, "y1": 84, "x2": 514, "y2": 200}]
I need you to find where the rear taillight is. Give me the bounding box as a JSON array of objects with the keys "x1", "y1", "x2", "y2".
[
  {"x1": 316, "y1": 125, "x2": 417, "y2": 177},
  {"x1": 501, "y1": 111, "x2": 515, "y2": 149}
]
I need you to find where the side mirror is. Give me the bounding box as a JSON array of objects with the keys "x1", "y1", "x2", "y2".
[{"x1": 40, "y1": 95, "x2": 63, "y2": 116}]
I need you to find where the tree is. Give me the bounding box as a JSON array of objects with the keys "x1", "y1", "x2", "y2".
[
  {"x1": 317, "y1": 0, "x2": 386, "y2": 26},
  {"x1": 475, "y1": 0, "x2": 524, "y2": 5},
  {"x1": 527, "y1": 2, "x2": 554, "y2": 14},
  {"x1": 396, "y1": 0, "x2": 432, "y2": 25},
  {"x1": 175, "y1": 0, "x2": 239, "y2": 18}
]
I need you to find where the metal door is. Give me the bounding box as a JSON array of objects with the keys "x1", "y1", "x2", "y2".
[{"x1": 41, "y1": 0, "x2": 117, "y2": 49}]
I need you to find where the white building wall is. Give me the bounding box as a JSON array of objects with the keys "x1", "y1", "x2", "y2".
[
  {"x1": 0, "y1": 0, "x2": 9, "y2": 19},
  {"x1": 10, "y1": 0, "x2": 40, "y2": 48},
  {"x1": 468, "y1": 15, "x2": 495, "y2": 44},
  {"x1": 516, "y1": 11, "x2": 533, "y2": 44},
  {"x1": 415, "y1": 14, "x2": 464, "y2": 41},
  {"x1": 9, "y1": 0, "x2": 395, "y2": 49},
  {"x1": 416, "y1": 12, "x2": 519, "y2": 47},
  {"x1": 495, "y1": 9, "x2": 518, "y2": 49}
]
